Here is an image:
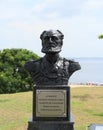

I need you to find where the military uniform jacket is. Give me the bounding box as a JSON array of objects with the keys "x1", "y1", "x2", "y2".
[{"x1": 24, "y1": 56, "x2": 81, "y2": 85}]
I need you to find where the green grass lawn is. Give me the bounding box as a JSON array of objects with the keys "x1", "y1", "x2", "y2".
[
  {"x1": 0, "y1": 86, "x2": 103, "y2": 130},
  {"x1": 71, "y1": 86, "x2": 103, "y2": 130}
]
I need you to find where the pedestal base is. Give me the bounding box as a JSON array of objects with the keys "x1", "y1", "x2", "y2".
[{"x1": 27, "y1": 114, "x2": 74, "y2": 130}]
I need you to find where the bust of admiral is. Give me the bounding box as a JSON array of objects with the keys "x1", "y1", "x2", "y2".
[{"x1": 24, "y1": 29, "x2": 81, "y2": 85}]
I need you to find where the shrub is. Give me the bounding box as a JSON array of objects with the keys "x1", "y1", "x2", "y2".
[{"x1": 0, "y1": 48, "x2": 39, "y2": 93}]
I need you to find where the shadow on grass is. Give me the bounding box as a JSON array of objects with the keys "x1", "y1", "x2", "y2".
[
  {"x1": 0, "y1": 99, "x2": 10, "y2": 103},
  {"x1": 93, "y1": 112, "x2": 103, "y2": 117},
  {"x1": 72, "y1": 94, "x2": 92, "y2": 101}
]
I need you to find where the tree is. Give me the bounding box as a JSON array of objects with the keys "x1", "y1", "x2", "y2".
[
  {"x1": 0, "y1": 48, "x2": 40, "y2": 93},
  {"x1": 98, "y1": 34, "x2": 103, "y2": 39}
]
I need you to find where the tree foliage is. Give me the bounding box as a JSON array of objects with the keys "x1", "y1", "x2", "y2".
[
  {"x1": 0, "y1": 48, "x2": 40, "y2": 93},
  {"x1": 98, "y1": 34, "x2": 103, "y2": 39}
]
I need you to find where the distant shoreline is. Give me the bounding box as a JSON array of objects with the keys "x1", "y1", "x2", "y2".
[
  {"x1": 70, "y1": 82, "x2": 103, "y2": 86},
  {"x1": 70, "y1": 84, "x2": 103, "y2": 87}
]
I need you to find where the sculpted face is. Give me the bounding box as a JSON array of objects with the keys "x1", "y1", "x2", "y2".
[{"x1": 40, "y1": 30, "x2": 64, "y2": 53}]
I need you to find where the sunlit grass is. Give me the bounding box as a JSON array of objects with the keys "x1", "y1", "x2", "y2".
[
  {"x1": 0, "y1": 92, "x2": 32, "y2": 130},
  {"x1": 0, "y1": 86, "x2": 103, "y2": 130},
  {"x1": 71, "y1": 86, "x2": 103, "y2": 130}
]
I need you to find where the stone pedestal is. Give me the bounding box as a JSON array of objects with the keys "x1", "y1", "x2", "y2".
[
  {"x1": 27, "y1": 114, "x2": 74, "y2": 130},
  {"x1": 27, "y1": 85, "x2": 74, "y2": 130}
]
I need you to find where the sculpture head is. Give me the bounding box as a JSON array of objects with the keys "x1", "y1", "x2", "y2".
[{"x1": 40, "y1": 29, "x2": 64, "y2": 54}]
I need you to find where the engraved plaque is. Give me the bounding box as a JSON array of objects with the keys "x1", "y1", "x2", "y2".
[
  {"x1": 33, "y1": 86, "x2": 70, "y2": 121},
  {"x1": 36, "y1": 90, "x2": 66, "y2": 117}
]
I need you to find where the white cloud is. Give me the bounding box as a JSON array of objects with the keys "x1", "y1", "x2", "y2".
[
  {"x1": 32, "y1": 0, "x2": 48, "y2": 13},
  {"x1": 31, "y1": 0, "x2": 84, "y2": 20},
  {"x1": 0, "y1": 0, "x2": 103, "y2": 57},
  {"x1": 85, "y1": 0, "x2": 103, "y2": 10}
]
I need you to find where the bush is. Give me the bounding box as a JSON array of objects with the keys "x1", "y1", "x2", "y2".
[{"x1": 0, "y1": 48, "x2": 40, "y2": 93}]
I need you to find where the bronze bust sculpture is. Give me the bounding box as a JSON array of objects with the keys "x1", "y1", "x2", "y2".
[{"x1": 24, "y1": 29, "x2": 81, "y2": 85}]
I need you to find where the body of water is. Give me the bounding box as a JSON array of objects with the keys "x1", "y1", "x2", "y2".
[{"x1": 69, "y1": 57, "x2": 103, "y2": 85}]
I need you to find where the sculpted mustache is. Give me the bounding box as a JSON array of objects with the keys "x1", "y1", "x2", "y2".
[{"x1": 45, "y1": 42, "x2": 58, "y2": 46}]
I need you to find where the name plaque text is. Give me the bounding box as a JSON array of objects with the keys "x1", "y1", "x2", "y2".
[{"x1": 36, "y1": 89, "x2": 67, "y2": 117}]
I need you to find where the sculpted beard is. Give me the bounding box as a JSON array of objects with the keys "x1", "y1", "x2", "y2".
[{"x1": 41, "y1": 41, "x2": 63, "y2": 53}]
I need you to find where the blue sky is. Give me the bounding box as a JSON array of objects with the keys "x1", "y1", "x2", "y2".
[{"x1": 0, "y1": 0, "x2": 103, "y2": 58}]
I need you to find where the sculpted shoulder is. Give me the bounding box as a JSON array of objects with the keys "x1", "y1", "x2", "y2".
[
  {"x1": 63, "y1": 58, "x2": 81, "y2": 74},
  {"x1": 63, "y1": 58, "x2": 75, "y2": 65},
  {"x1": 68, "y1": 58, "x2": 81, "y2": 72},
  {"x1": 64, "y1": 58, "x2": 75, "y2": 63},
  {"x1": 24, "y1": 58, "x2": 42, "y2": 72}
]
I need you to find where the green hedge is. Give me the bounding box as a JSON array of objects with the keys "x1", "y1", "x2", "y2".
[{"x1": 0, "y1": 48, "x2": 40, "y2": 93}]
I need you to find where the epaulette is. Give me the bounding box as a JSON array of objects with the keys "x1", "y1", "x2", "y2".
[
  {"x1": 29, "y1": 58, "x2": 43, "y2": 63},
  {"x1": 63, "y1": 58, "x2": 75, "y2": 63}
]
